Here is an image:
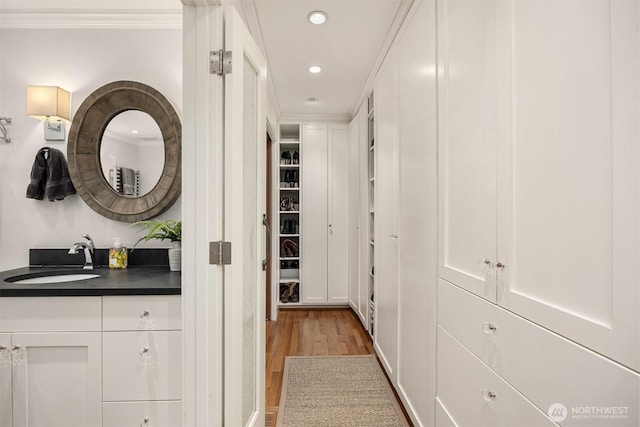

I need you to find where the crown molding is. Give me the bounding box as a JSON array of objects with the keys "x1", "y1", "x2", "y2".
[
  {"x1": 279, "y1": 113, "x2": 351, "y2": 123},
  {"x1": 0, "y1": 1, "x2": 183, "y2": 29}
]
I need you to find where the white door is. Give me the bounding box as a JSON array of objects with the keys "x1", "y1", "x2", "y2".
[
  {"x1": 437, "y1": 0, "x2": 499, "y2": 302},
  {"x1": 374, "y1": 57, "x2": 399, "y2": 381},
  {"x1": 223, "y1": 7, "x2": 267, "y2": 426},
  {"x1": 301, "y1": 123, "x2": 329, "y2": 304},
  {"x1": 0, "y1": 334, "x2": 11, "y2": 427},
  {"x1": 328, "y1": 126, "x2": 350, "y2": 304},
  {"x1": 496, "y1": 0, "x2": 639, "y2": 372},
  {"x1": 11, "y1": 332, "x2": 102, "y2": 427},
  {"x1": 348, "y1": 117, "x2": 362, "y2": 317}
]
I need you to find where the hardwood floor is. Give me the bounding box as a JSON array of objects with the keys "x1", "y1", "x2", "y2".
[{"x1": 265, "y1": 308, "x2": 375, "y2": 419}]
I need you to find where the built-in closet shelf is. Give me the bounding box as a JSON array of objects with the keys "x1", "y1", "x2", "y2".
[
  {"x1": 280, "y1": 257, "x2": 299, "y2": 261},
  {"x1": 279, "y1": 164, "x2": 300, "y2": 169},
  {"x1": 280, "y1": 188, "x2": 300, "y2": 191},
  {"x1": 279, "y1": 279, "x2": 300, "y2": 284},
  {"x1": 278, "y1": 302, "x2": 302, "y2": 306},
  {"x1": 280, "y1": 140, "x2": 299, "y2": 145},
  {"x1": 280, "y1": 211, "x2": 300, "y2": 214},
  {"x1": 280, "y1": 234, "x2": 300, "y2": 237}
]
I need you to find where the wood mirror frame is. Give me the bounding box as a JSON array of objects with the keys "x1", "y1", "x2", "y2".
[{"x1": 67, "y1": 81, "x2": 181, "y2": 223}]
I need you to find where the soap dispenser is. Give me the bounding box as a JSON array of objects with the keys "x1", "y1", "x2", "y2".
[{"x1": 109, "y1": 238, "x2": 128, "y2": 269}]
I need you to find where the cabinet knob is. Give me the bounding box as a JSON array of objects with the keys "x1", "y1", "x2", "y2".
[
  {"x1": 482, "y1": 258, "x2": 492, "y2": 266},
  {"x1": 140, "y1": 310, "x2": 150, "y2": 318},
  {"x1": 140, "y1": 346, "x2": 150, "y2": 355},
  {"x1": 11, "y1": 345, "x2": 20, "y2": 351},
  {"x1": 482, "y1": 322, "x2": 497, "y2": 334},
  {"x1": 140, "y1": 417, "x2": 150, "y2": 426},
  {"x1": 481, "y1": 389, "x2": 497, "y2": 402},
  {"x1": 0, "y1": 345, "x2": 6, "y2": 351},
  {"x1": 496, "y1": 262, "x2": 505, "y2": 269}
]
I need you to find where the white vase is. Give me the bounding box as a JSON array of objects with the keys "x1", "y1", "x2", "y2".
[{"x1": 168, "y1": 241, "x2": 182, "y2": 272}]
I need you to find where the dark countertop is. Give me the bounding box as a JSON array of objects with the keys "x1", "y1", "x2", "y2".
[{"x1": 0, "y1": 266, "x2": 181, "y2": 297}]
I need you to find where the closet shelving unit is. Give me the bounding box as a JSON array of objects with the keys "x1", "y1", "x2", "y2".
[
  {"x1": 367, "y1": 92, "x2": 375, "y2": 337},
  {"x1": 278, "y1": 124, "x2": 301, "y2": 305}
]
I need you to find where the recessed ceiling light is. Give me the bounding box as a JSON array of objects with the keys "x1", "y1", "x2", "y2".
[
  {"x1": 309, "y1": 66, "x2": 322, "y2": 74},
  {"x1": 131, "y1": 130, "x2": 139, "y2": 134},
  {"x1": 308, "y1": 11, "x2": 328, "y2": 25}
]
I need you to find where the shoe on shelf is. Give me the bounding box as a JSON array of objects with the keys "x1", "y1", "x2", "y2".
[
  {"x1": 281, "y1": 151, "x2": 291, "y2": 165},
  {"x1": 292, "y1": 151, "x2": 299, "y2": 164},
  {"x1": 289, "y1": 283, "x2": 299, "y2": 303}
]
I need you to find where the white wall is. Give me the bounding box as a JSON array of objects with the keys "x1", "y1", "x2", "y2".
[{"x1": 0, "y1": 28, "x2": 182, "y2": 270}]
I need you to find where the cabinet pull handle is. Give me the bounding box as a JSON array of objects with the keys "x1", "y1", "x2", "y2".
[
  {"x1": 482, "y1": 322, "x2": 497, "y2": 334},
  {"x1": 481, "y1": 389, "x2": 497, "y2": 402}
]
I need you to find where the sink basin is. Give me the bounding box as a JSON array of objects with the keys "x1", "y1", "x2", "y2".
[{"x1": 5, "y1": 269, "x2": 103, "y2": 285}]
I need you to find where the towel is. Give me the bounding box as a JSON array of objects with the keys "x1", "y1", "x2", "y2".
[
  {"x1": 120, "y1": 167, "x2": 137, "y2": 196},
  {"x1": 26, "y1": 147, "x2": 76, "y2": 201}
]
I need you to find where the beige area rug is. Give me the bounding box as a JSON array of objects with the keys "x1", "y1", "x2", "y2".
[{"x1": 276, "y1": 355, "x2": 410, "y2": 427}]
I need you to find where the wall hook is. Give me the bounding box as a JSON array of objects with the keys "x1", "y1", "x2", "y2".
[{"x1": 0, "y1": 117, "x2": 12, "y2": 143}]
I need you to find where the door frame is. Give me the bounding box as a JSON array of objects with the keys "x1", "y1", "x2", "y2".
[{"x1": 181, "y1": 1, "x2": 225, "y2": 425}]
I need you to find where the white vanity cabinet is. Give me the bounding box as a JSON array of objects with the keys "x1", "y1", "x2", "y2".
[
  {"x1": 0, "y1": 297, "x2": 103, "y2": 427},
  {"x1": 102, "y1": 295, "x2": 182, "y2": 427},
  {"x1": 0, "y1": 294, "x2": 182, "y2": 427}
]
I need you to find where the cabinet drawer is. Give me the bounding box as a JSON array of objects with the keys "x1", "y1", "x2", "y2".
[
  {"x1": 437, "y1": 327, "x2": 554, "y2": 426},
  {"x1": 103, "y1": 295, "x2": 181, "y2": 331},
  {"x1": 103, "y1": 401, "x2": 181, "y2": 427},
  {"x1": 103, "y1": 331, "x2": 181, "y2": 401},
  {"x1": 438, "y1": 279, "x2": 640, "y2": 425},
  {"x1": 435, "y1": 397, "x2": 457, "y2": 427},
  {"x1": 0, "y1": 297, "x2": 101, "y2": 332}
]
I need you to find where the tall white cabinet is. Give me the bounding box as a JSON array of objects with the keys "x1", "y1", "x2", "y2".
[
  {"x1": 436, "y1": 0, "x2": 639, "y2": 425},
  {"x1": 276, "y1": 122, "x2": 349, "y2": 306}
]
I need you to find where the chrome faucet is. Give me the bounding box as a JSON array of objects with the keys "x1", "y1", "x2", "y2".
[{"x1": 68, "y1": 234, "x2": 96, "y2": 270}]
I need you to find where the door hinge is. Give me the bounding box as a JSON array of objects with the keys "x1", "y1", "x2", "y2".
[
  {"x1": 210, "y1": 50, "x2": 232, "y2": 75},
  {"x1": 209, "y1": 241, "x2": 232, "y2": 265}
]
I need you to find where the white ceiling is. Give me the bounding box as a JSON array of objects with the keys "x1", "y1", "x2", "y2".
[
  {"x1": 0, "y1": 0, "x2": 410, "y2": 120},
  {"x1": 252, "y1": 0, "x2": 406, "y2": 119}
]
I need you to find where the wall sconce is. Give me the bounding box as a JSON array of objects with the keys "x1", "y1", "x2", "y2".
[{"x1": 26, "y1": 86, "x2": 71, "y2": 141}]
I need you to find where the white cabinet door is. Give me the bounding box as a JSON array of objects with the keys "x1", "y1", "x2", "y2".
[
  {"x1": 374, "y1": 56, "x2": 399, "y2": 380},
  {"x1": 11, "y1": 332, "x2": 102, "y2": 427},
  {"x1": 328, "y1": 125, "x2": 350, "y2": 304},
  {"x1": 395, "y1": 1, "x2": 438, "y2": 425},
  {"x1": 0, "y1": 334, "x2": 11, "y2": 427},
  {"x1": 358, "y1": 105, "x2": 372, "y2": 327},
  {"x1": 437, "y1": 0, "x2": 499, "y2": 303},
  {"x1": 301, "y1": 123, "x2": 329, "y2": 303},
  {"x1": 496, "y1": 0, "x2": 640, "y2": 371},
  {"x1": 348, "y1": 115, "x2": 362, "y2": 317}
]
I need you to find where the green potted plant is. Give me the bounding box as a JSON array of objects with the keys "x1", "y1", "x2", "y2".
[{"x1": 133, "y1": 219, "x2": 182, "y2": 271}]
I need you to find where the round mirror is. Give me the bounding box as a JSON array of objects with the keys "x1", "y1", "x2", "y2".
[
  {"x1": 99, "y1": 110, "x2": 165, "y2": 197},
  {"x1": 68, "y1": 81, "x2": 181, "y2": 223}
]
